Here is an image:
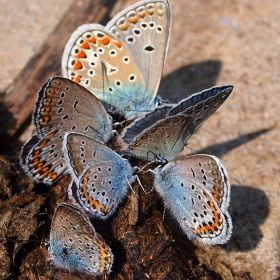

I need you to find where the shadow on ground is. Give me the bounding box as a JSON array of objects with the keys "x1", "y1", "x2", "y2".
[
  {"x1": 159, "y1": 60, "x2": 222, "y2": 102},
  {"x1": 225, "y1": 185, "x2": 269, "y2": 252}
]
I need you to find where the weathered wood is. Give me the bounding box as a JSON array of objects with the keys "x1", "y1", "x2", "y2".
[{"x1": 0, "y1": 0, "x2": 127, "y2": 145}]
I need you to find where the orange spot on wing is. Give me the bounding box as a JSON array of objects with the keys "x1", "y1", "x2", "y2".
[
  {"x1": 113, "y1": 40, "x2": 122, "y2": 48},
  {"x1": 41, "y1": 116, "x2": 51, "y2": 125},
  {"x1": 73, "y1": 75, "x2": 82, "y2": 83},
  {"x1": 147, "y1": 128, "x2": 157, "y2": 134},
  {"x1": 53, "y1": 79, "x2": 61, "y2": 86},
  {"x1": 101, "y1": 204, "x2": 107, "y2": 214},
  {"x1": 128, "y1": 17, "x2": 138, "y2": 23},
  {"x1": 44, "y1": 97, "x2": 52, "y2": 105},
  {"x1": 73, "y1": 60, "x2": 83, "y2": 70},
  {"x1": 50, "y1": 173, "x2": 58, "y2": 180},
  {"x1": 42, "y1": 106, "x2": 51, "y2": 114},
  {"x1": 119, "y1": 22, "x2": 129, "y2": 31},
  {"x1": 81, "y1": 177, "x2": 89, "y2": 185},
  {"x1": 87, "y1": 36, "x2": 96, "y2": 44},
  {"x1": 48, "y1": 130, "x2": 57, "y2": 138},
  {"x1": 37, "y1": 162, "x2": 44, "y2": 168},
  {"x1": 76, "y1": 50, "x2": 87, "y2": 58},
  {"x1": 48, "y1": 88, "x2": 55, "y2": 95},
  {"x1": 99, "y1": 37, "x2": 110, "y2": 45},
  {"x1": 138, "y1": 11, "x2": 146, "y2": 18},
  {"x1": 92, "y1": 200, "x2": 100, "y2": 209},
  {"x1": 99, "y1": 264, "x2": 105, "y2": 271},
  {"x1": 140, "y1": 135, "x2": 148, "y2": 140},
  {"x1": 81, "y1": 41, "x2": 90, "y2": 49},
  {"x1": 100, "y1": 255, "x2": 107, "y2": 261},
  {"x1": 39, "y1": 139, "x2": 49, "y2": 148},
  {"x1": 34, "y1": 150, "x2": 41, "y2": 157},
  {"x1": 213, "y1": 193, "x2": 220, "y2": 203},
  {"x1": 82, "y1": 186, "x2": 88, "y2": 196}
]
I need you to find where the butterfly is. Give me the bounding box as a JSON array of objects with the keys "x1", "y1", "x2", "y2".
[
  {"x1": 63, "y1": 132, "x2": 137, "y2": 219},
  {"x1": 61, "y1": 0, "x2": 171, "y2": 118},
  {"x1": 121, "y1": 85, "x2": 233, "y2": 163},
  {"x1": 48, "y1": 203, "x2": 113, "y2": 275},
  {"x1": 19, "y1": 77, "x2": 113, "y2": 185},
  {"x1": 150, "y1": 154, "x2": 232, "y2": 245}
]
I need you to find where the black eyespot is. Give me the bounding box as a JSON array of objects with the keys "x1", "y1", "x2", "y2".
[
  {"x1": 134, "y1": 29, "x2": 140, "y2": 35},
  {"x1": 127, "y1": 36, "x2": 134, "y2": 43},
  {"x1": 144, "y1": 45, "x2": 155, "y2": 52}
]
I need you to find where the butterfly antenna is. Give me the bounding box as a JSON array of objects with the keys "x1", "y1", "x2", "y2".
[
  {"x1": 126, "y1": 177, "x2": 139, "y2": 199},
  {"x1": 131, "y1": 168, "x2": 155, "y2": 194},
  {"x1": 162, "y1": 206, "x2": 166, "y2": 222}
]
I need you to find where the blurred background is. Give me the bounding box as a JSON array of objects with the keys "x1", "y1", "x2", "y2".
[{"x1": 0, "y1": 0, "x2": 279, "y2": 279}]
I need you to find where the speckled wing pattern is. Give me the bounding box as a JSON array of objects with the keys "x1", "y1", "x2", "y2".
[
  {"x1": 63, "y1": 132, "x2": 134, "y2": 219},
  {"x1": 49, "y1": 203, "x2": 113, "y2": 275},
  {"x1": 153, "y1": 154, "x2": 232, "y2": 245},
  {"x1": 62, "y1": 24, "x2": 146, "y2": 114},
  {"x1": 121, "y1": 85, "x2": 233, "y2": 163},
  {"x1": 62, "y1": 0, "x2": 171, "y2": 117},
  {"x1": 20, "y1": 77, "x2": 112, "y2": 184},
  {"x1": 107, "y1": 0, "x2": 171, "y2": 110}
]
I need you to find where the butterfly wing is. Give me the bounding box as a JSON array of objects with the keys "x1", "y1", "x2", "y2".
[
  {"x1": 33, "y1": 77, "x2": 112, "y2": 139},
  {"x1": 63, "y1": 132, "x2": 133, "y2": 219},
  {"x1": 122, "y1": 114, "x2": 194, "y2": 162},
  {"x1": 106, "y1": 0, "x2": 171, "y2": 110},
  {"x1": 121, "y1": 104, "x2": 172, "y2": 143},
  {"x1": 154, "y1": 155, "x2": 232, "y2": 245},
  {"x1": 62, "y1": 24, "x2": 147, "y2": 116},
  {"x1": 168, "y1": 85, "x2": 233, "y2": 132},
  {"x1": 49, "y1": 203, "x2": 113, "y2": 275},
  {"x1": 20, "y1": 77, "x2": 112, "y2": 184},
  {"x1": 19, "y1": 134, "x2": 40, "y2": 170}
]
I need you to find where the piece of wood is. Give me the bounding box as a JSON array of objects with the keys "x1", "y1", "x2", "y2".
[{"x1": 0, "y1": 0, "x2": 127, "y2": 145}]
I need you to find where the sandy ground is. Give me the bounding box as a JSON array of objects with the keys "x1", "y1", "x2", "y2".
[{"x1": 0, "y1": 0, "x2": 279, "y2": 279}]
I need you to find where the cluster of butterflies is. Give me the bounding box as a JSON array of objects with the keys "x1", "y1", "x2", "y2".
[{"x1": 19, "y1": 0, "x2": 233, "y2": 276}]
